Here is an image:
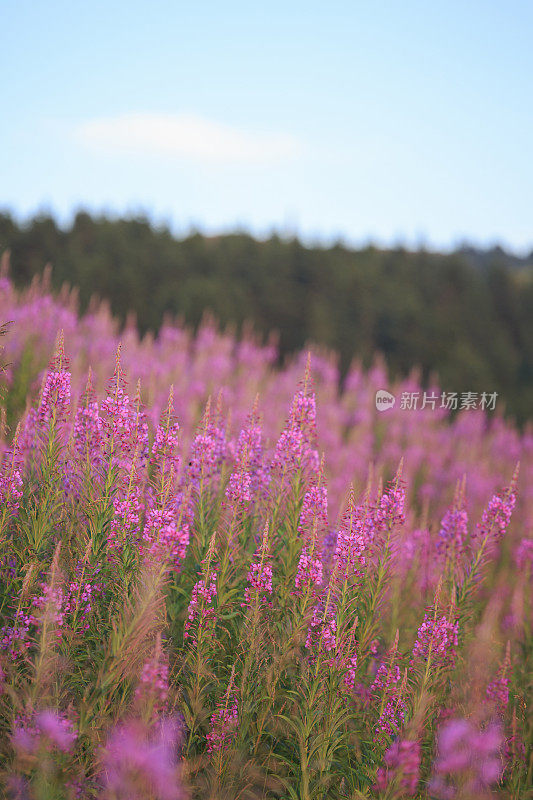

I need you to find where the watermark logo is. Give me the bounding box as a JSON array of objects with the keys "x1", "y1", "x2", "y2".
[
  {"x1": 375, "y1": 389, "x2": 499, "y2": 412},
  {"x1": 399, "y1": 391, "x2": 498, "y2": 411},
  {"x1": 375, "y1": 390, "x2": 396, "y2": 411}
]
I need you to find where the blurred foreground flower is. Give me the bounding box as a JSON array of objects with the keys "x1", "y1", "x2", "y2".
[
  {"x1": 100, "y1": 717, "x2": 183, "y2": 800},
  {"x1": 430, "y1": 718, "x2": 504, "y2": 798}
]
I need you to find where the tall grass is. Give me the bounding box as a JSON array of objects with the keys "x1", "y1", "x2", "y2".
[{"x1": 0, "y1": 273, "x2": 531, "y2": 798}]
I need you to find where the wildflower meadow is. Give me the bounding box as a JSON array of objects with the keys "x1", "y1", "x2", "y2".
[{"x1": 0, "y1": 266, "x2": 531, "y2": 799}]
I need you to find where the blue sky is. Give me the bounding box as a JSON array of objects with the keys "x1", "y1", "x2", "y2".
[{"x1": 2, "y1": 0, "x2": 532, "y2": 252}]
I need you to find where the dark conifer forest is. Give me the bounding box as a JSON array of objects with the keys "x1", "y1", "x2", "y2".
[{"x1": 1, "y1": 210, "x2": 532, "y2": 421}]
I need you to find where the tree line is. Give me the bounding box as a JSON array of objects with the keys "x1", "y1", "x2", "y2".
[{"x1": 1, "y1": 210, "x2": 532, "y2": 422}]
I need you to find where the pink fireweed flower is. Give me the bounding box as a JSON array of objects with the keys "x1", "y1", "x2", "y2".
[
  {"x1": 225, "y1": 468, "x2": 253, "y2": 511},
  {"x1": 18, "y1": 407, "x2": 38, "y2": 462},
  {"x1": 151, "y1": 421, "x2": 181, "y2": 466},
  {"x1": 334, "y1": 489, "x2": 374, "y2": 580},
  {"x1": 243, "y1": 525, "x2": 273, "y2": 608},
  {"x1": 487, "y1": 675, "x2": 510, "y2": 717},
  {"x1": 108, "y1": 485, "x2": 144, "y2": 552},
  {"x1": 375, "y1": 695, "x2": 407, "y2": 739},
  {"x1": 272, "y1": 388, "x2": 319, "y2": 475},
  {"x1": 150, "y1": 391, "x2": 180, "y2": 475},
  {"x1": 373, "y1": 469, "x2": 406, "y2": 535},
  {"x1": 32, "y1": 582, "x2": 66, "y2": 631},
  {"x1": 35, "y1": 711, "x2": 77, "y2": 752},
  {"x1": 291, "y1": 388, "x2": 317, "y2": 434},
  {"x1": 298, "y1": 485, "x2": 328, "y2": 541},
  {"x1": 305, "y1": 599, "x2": 337, "y2": 658},
  {"x1": 371, "y1": 633, "x2": 406, "y2": 739},
  {"x1": 184, "y1": 564, "x2": 218, "y2": 640},
  {"x1": 437, "y1": 506, "x2": 469, "y2": 559},
  {"x1": 294, "y1": 546, "x2": 323, "y2": 596},
  {"x1": 1, "y1": 608, "x2": 35, "y2": 659},
  {"x1": 73, "y1": 396, "x2": 104, "y2": 465},
  {"x1": 38, "y1": 338, "x2": 71, "y2": 426},
  {"x1": 102, "y1": 384, "x2": 134, "y2": 447},
  {"x1": 371, "y1": 662, "x2": 401, "y2": 694},
  {"x1": 0, "y1": 461, "x2": 23, "y2": 518},
  {"x1": 234, "y1": 413, "x2": 269, "y2": 500},
  {"x1": 430, "y1": 718, "x2": 504, "y2": 798},
  {"x1": 373, "y1": 683, "x2": 406, "y2": 739},
  {"x1": 12, "y1": 710, "x2": 77, "y2": 754},
  {"x1": 142, "y1": 507, "x2": 190, "y2": 568},
  {"x1": 39, "y1": 368, "x2": 71, "y2": 423},
  {"x1": 101, "y1": 349, "x2": 128, "y2": 431},
  {"x1": 343, "y1": 654, "x2": 359, "y2": 691},
  {"x1": 187, "y1": 424, "x2": 227, "y2": 489},
  {"x1": 411, "y1": 613, "x2": 459, "y2": 670},
  {"x1": 63, "y1": 565, "x2": 103, "y2": 632},
  {"x1": 474, "y1": 469, "x2": 518, "y2": 547},
  {"x1": 206, "y1": 697, "x2": 239, "y2": 754},
  {"x1": 102, "y1": 362, "x2": 149, "y2": 467},
  {"x1": 272, "y1": 426, "x2": 305, "y2": 471},
  {"x1": 376, "y1": 739, "x2": 421, "y2": 797},
  {"x1": 42, "y1": 557, "x2": 101, "y2": 632},
  {"x1": 371, "y1": 632, "x2": 401, "y2": 695},
  {"x1": 101, "y1": 717, "x2": 183, "y2": 800},
  {"x1": 5, "y1": 563, "x2": 102, "y2": 652},
  {"x1": 206, "y1": 672, "x2": 239, "y2": 755}
]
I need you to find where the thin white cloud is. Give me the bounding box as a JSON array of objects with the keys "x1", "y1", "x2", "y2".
[{"x1": 76, "y1": 112, "x2": 302, "y2": 165}]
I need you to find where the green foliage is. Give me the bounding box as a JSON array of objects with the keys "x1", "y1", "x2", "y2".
[{"x1": 1, "y1": 211, "x2": 532, "y2": 422}]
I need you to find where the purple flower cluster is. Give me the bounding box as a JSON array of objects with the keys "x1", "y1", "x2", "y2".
[
  {"x1": 371, "y1": 638, "x2": 406, "y2": 738},
  {"x1": 475, "y1": 483, "x2": 517, "y2": 545},
  {"x1": 39, "y1": 368, "x2": 71, "y2": 425},
  {"x1": 142, "y1": 507, "x2": 190, "y2": 568},
  {"x1": 234, "y1": 415, "x2": 269, "y2": 500},
  {"x1": 101, "y1": 718, "x2": 183, "y2": 800},
  {"x1": 305, "y1": 600, "x2": 337, "y2": 656},
  {"x1": 243, "y1": 529, "x2": 273, "y2": 608},
  {"x1": 150, "y1": 420, "x2": 181, "y2": 471},
  {"x1": 0, "y1": 274, "x2": 530, "y2": 797},
  {"x1": 430, "y1": 718, "x2": 504, "y2": 798},
  {"x1": 333, "y1": 493, "x2": 373, "y2": 579},
  {"x1": 411, "y1": 613, "x2": 459, "y2": 669},
  {"x1": 184, "y1": 573, "x2": 218, "y2": 639},
  {"x1": 206, "y1": 695, "x2": 239, "y2": 754},
  {"x1": 1, "y1": 609, "x2": 34, "y2": 659},
  {"x1": 187, "y1": 415, "x2": 227, "y2": 490},
  {"x1": 294, "y1": 546, "x2": 323, "y2": 596},
  {"x1": 342, "y1": 654, "x2": 358, "y2": 691},
  {"x1": 12, "y1": 710, "x2": 77, "y2": 754},
  {"x1": 101, "y1": 365, "x2": 149, "y2": 467},
  {"x1": 376, "y1": 738, "x2": 421, "y2": 796},
  {"x1": 437, "y1": 504, "x2": 469, "y2": 558},
  {"x1": 0, "y1": 461, "x2": 23, "y2": 517},
  {"x1": 374, "y1": 478, "x2": 406, "y2": 533},
  {"x1": 298, "y1": 485, "x2": 328, "y2": 541},
  {"x1": 73, "y1": 391, "x2": 104, "y2": 468},
  {"x1": 225, "y1": 468, "x2": 253, "y2": 510},
  {"x1": 108, "y1": 486, "x2": 144, "y2": 552},
  {"x1": 272, "y1": 389, "x2": 319, "y2": 476}
]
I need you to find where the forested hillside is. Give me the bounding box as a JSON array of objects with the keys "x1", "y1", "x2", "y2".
[{"x1": 1, "y1": 211, "x2": 532, "y2": 421}]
